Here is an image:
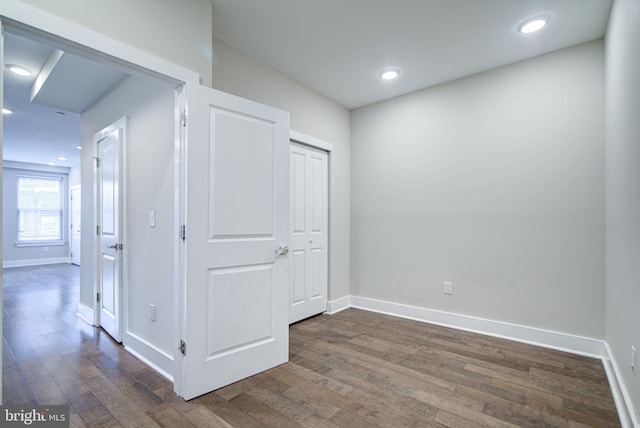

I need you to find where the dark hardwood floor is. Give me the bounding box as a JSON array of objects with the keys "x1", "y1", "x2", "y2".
[{"x1": 3, "y1": 264, "x2": 621, "y2": 427}]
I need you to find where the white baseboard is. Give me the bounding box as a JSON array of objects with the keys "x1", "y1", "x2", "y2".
[
  {"x1": 76, "y1": 302, "x2": 95, "y2": 325},
  {"x1": 349, "y1": 296, "x2": 608, "y2": 358},
  {"x1": 124, "y1": 331, "x2": 174, "y2": 382},
  {"x1": 326, "y1": 295, "x2": 350, "y2": 314},
  {"x1": 603, "y1": 343, "x2": 639, "y2": 428},
  {"x1": 3, "y1": 257, "x2": 71, "y2": 268},
  {"x1": 350, "y1": 296, "x2": 607, "y2": 358}
]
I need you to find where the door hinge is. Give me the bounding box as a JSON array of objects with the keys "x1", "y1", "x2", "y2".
[
  {"x1": 180, "y1": 225, "x2": 186, "y2": 241},
  {"x1": 180, "y1": 110, "x2": 187, "y2": 127},
  {"x1": 97, "y1": 225, "x2": 101, "y2": 236},
  {"x1": 179, "y1": 340, "x2": 186, "y2": 356},
  {"x1": 94, "y1": 156, "x2": 101, "y2": 168},
  {"x1": 97, "y1": 292, "x2": 100, "y2": 303}
]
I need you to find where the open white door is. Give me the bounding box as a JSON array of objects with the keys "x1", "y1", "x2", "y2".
[
  {"x1": 180, "y1": 85, "x2": 290, "y2": 400},
  {"x1": 95, "y1": 118, "x2": 125, "y2": 343},
  {"x1": 289, "y1": 142, "x2": 328, "y2": 323}
]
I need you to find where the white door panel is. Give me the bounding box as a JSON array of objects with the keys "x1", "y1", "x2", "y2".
[
  {"x1": 101, "y1": 253, "x2": 117, "y2": 316},
  {"x1": 311, "y1": 248, "x2": 325, "y2": 298},
  {"x1": 207, "y1": 264, "x2": 275, "y2": 355},
  {"x1": 95, "y1": 123, "x2": 124, "y2": 343},
  {"x1": 291, "y1": 151, "x2": 306, "y2": 234},
  {"x1": 181, "y1": 84, "x2": 290, "y2": 400},
  {"x1": 310, "y1": 155, "x2": 324, "y2": 232},
  {"x1": 289, "y1": 143, "x2": 328, "y2": 324},
  {"x1": 210, "y1": 111, "x2": 275, "y2": 237},
  {"x1": 291, "y1": 250, "x2": 305, "y2": 304}
]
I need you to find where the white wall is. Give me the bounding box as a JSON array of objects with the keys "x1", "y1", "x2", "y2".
[
  {"x1": 605, "y1": 0, "x2": 640, "y2": 421},
  {"x1": 68, "y1": 164, "x2": 80, "y2": 187},
  {"x1": 351, "y1": 41, "x2": 605, "y2": 338},
  {"x1": 2, "y1": 162, "x2": 70, "y2": 265},
  {"x1": 212, "y1": 38, "x2": 352, "y2": 301},
  {"x1": 81, "y1": 76, "x2": 177, "y2": 373},
  {"x1": 14, "y1": 0, "x2": 213, "y2": 86}
]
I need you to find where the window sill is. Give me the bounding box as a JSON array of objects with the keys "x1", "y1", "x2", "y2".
[{"x1": 15, "y1": 241, "x2": 66, "y2": 248}]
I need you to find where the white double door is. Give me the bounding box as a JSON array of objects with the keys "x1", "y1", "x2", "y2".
[
  {"x1": 180, "y1": 85, "x2": 290, "y2": 400},
  {"x1": 289, "y1": 143, "x2": 328, "y2": 324}
]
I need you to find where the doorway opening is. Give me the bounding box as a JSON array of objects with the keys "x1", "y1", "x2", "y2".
[
  {"x1": 2, "y1": 29, "x2": 127, "y2": 334},
  {"x1": 1, "y1": 19, "x2": 184, "y2": 384}
]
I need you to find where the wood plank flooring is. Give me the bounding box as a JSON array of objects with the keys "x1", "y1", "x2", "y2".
[{"x1": 3, "y1": 264, "x2": 621, "y2": 427}]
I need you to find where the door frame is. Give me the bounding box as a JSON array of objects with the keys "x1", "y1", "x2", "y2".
[
  {"x1": 290, "y1": 130, "x2": 333, "y2": 153},
  {"x1": 93, "y1": 116, "x2": 127, "y2": 339},
  {"x1": 289, "y1": 130, "x2": 333, "y2": 314},
  {"x1": 173, "y1": 85, "x2": 187, "y2": 394}
]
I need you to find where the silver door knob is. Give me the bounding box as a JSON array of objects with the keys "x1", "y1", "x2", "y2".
[{"x1": 275, "y1": 246, "x2": 289, "y2": 255}]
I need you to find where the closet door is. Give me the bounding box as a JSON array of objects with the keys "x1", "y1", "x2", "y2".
[{"x1": 289, "y1": 142, "x2": 328, "y2": 324}]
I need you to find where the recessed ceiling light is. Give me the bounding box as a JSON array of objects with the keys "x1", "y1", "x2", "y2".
[
  {"x1": 518, "y1": 16, "x2": 549, "y2": 34},
  {"x1": 7, "y1": 65, "x2": 32, "y2": 77},
  {"x1": 2, "y1": 108, "x2": 13, "y2": 115},
  {"x1": 380, "y1": 68, "x2": 400, "y2": 81},
  {"x1": 76, "y1": 145, "x2": 82, "y2": 150},
  {"x1": 57, "y1": 156, "x2": 68, "y2": 161},
  {"x1": 47, "y1": 162, "x2": 57, "y2": 166}
]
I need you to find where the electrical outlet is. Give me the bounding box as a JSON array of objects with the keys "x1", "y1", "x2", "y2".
[
  {"x1": 150, "y1": 304, "x2": 156, "y2": 322},
  {"x1": 443, "y1": 281, "x2": 453, "y2": 295},
  {"x1": 632, "y1": 346, "x2": 636, "y2": 373}
]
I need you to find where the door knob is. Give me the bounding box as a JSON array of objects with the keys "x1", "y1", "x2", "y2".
[
  {"x1": 108, "y1": 244, "x2": 123, "y2": 251},
  {"x1": 275, "y1": 246, "x2": 289, "y2": 255}
]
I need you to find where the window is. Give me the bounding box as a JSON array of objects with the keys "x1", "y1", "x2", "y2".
[{"x1": 17, "y1": 176, "x2": 63, "y2": 244}]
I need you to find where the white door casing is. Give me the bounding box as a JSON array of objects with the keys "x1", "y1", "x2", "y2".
[
  {"x1": 94, "y1": 117, "x2": 126, "y2": 343},
  {"x1": 289, "y1": 142, "x2": 329, "y2": 324},
  {"x1": 179, "y1": 84, "x2": 290, "y2": 400},
  {"x1": 70, "y1": 185, "x2": 81, "y2": 266},
  {"x1": 0, "y1": 18, "x2": 4, "y2": 405}
]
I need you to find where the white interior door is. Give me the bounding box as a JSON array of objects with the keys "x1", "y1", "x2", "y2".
[
  {"x1": 70, "y1": 185, "x2": 81, "y2": 265},
  {"x1": 180, "y1": 84, "x2": 290, "y2": 400},
  {"x1": 95, "y1": 121, "x2": 124, "y2": 343},
  {"x1": 289, "y1": 143, "x2": 328, "y2": 324}
]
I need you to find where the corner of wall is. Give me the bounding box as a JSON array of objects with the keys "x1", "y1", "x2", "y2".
[
  {"x1": 603, "y1": 343, "x2": 640, "y2": 428},
  {"x1": 604, "y1": 0, "x2": 640, "y2": 424}
]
